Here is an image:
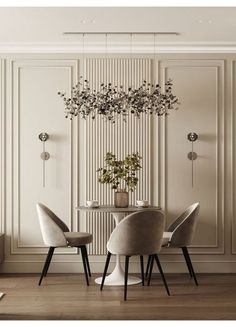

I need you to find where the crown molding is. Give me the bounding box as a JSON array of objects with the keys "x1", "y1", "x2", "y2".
[{"x1": 1, "y1": 42, "x2": 236, "y2": 53}]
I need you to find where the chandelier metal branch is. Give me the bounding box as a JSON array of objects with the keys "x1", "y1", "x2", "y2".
[{"x1": 58, "y1": 32, "x2": 180, "y2": 122}]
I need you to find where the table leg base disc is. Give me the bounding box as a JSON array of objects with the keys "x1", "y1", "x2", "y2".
[{"x1": 95, "y1": 274, "x2": 141, "y2": 286}]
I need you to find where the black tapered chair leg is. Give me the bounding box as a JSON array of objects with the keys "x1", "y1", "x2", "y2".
[
  {"x1": 124, "y1": 256, "x2": 130, "y2": 301},
  {"x1": 140, "y1": 255, "x2": 145, "y2": 286},
  {"x1": 182, "y1": 247, "x2": 193, "y2": 278},
  {"x1": 80, "y1": 246, "x2": 89, "y2": 286},
  {"x1": 183, "y1": 247, "x2": 198, "y2": 286},
  {"x1": 147, "y1": 255, "x2": 155, "y2": 286},
  {"x1": 84, "y1": 245, "x2": 91, "y2": 277},
  {"x1": 145, "y1": 255, "x2": 151, "y2": 278},
  {"x1": 44, "y1": 247, "x2": 55, "y2": 277},
  {"x1": 38, "y1": 247, "x2": 55, "y2": 286},
  {"x1": 100, "y1": 252, "x2": 111, "y2": 291},
  {"x1": 154, "y1": 254, "x2": 170, "y2": 296}
]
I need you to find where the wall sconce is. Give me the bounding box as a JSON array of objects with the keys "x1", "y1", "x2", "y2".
[
  {"x1": 187, "y1": 132, "x2": 198, "y2": 188},
  {"x1": 38, "y1": 133, "x2": 50, "y2": 187}
]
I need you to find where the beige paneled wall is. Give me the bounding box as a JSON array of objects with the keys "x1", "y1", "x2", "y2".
[
  {"x1": 0, "y1": 53, "x2": 235, "y2": 273},
  {"x1": 159, "y1": 60, "x2": 224, "y2": 254},
  {"x1": 4, "y1": 59, "x2": 79, "y2": 262}
]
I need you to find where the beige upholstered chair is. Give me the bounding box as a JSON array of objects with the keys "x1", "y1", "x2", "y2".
[
  {"x1": 146, "y1": 203, "x2": 200, "y2": 286},
  {"x1": 100, "y1": 210, "x2": 170, "y2": 301},
  {"x1": 36, "y1": 203, "x2": 93, "y2": 286}
]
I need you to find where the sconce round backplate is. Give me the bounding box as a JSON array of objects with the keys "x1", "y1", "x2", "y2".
[
  {"x1": 187, "y1": 152, "x2": 197, "y2": 160},
  {"x1": 40, "y1": 152, "x2": 50, "y2": 160}
]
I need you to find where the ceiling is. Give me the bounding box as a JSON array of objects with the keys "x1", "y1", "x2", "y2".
[{"x1": 1, "y1": 7, "x2": 236, "y2": 52}]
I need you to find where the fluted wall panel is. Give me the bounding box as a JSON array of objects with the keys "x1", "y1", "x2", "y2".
[{"x1": 84, "y1": 58, "x2": 152, "y2": 255}]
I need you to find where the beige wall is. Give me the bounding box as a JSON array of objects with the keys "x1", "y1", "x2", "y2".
[{"x1": 0, "y1": 53, "x2": 235, "y2": 273}]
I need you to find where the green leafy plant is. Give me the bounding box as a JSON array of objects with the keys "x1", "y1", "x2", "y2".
[{"x1": 97, "y1": 152, "x2": 142, "y2": 192}]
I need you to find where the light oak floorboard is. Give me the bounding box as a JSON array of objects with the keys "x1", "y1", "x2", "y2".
[{"x1": 0, "y1": 273, "x2": 236, "y2": 320}]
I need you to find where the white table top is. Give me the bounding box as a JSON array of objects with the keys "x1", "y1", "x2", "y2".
[{"x1": 76, "y1": 205, "x2": 161, "y2": 213}]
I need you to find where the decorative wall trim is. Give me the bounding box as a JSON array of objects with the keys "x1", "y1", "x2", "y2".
[
  {"x1": 2, "y1": 42, "x2": 236, "y2": 54},
  {"x1": 3, "y1": 259, "x2": 236, "y2": 274},
  {"x1": 0, "y1": 53, "x2": 234, "y2": 272},
  {"x1": 231, "y1": 60, "x2": 236, "y2": 254},
  {"x1": 158, "y1": 59, "x2": 225, "y2": 254},
  {"x1": 9, "y1": 59, "x2": 78, "y2": 254},
  {"x1": 0, "y1": 59, "x2": 5, "y2": 234}
]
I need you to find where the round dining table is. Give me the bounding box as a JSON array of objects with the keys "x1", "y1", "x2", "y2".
[{"x1": 77, "y1": 205, "x2": 161, "y2": 286}]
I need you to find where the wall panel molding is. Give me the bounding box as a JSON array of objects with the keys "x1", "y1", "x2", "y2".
[
  {"x1": 9, "y1": 59, "x2": 78, "y2": 255},
  {"x1": 0, "y1": 53, "x2": 235, "y2": 272},
  {"x1": 158, "y1": 59, "x2": 225, "y2": 254},
  {"x1": 231, "y1": 60, "x2": 236, "y2": 254},
  {"x1": 0, "y1": 59, "x2": 5, "y2": 235},
  {"x1": 1, "y1": 43, "x2": 236, "y2": 54}
]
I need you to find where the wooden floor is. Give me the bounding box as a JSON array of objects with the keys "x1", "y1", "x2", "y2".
[{"x1": 0, "y1": 273, "x2": 236, "y2": 320}]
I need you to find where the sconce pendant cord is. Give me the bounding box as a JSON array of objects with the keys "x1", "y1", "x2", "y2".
[
  {"x1": 43, "y1": 142, "x2": 45, "y2": 188},
  {"x1": 191, "y1": 141, "x2": 194, "y2": 188}
]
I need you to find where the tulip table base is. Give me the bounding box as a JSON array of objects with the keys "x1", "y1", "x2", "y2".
[
  {"x1": 95, "y1": 255, "x2": 141, "y2": 286},
  {"x1": 95, "y1": 211, "x2": 142, "y2": 286},
  {"x1": 76, "y1": 206, "x2": 161, "y2": 287}
]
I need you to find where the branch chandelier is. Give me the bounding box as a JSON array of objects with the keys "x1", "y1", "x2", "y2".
[{"x1": 58, "y1": 32, "x2": 180, "y2": 122}]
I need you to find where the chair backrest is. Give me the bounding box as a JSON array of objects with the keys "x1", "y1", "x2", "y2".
[
  {"x1": 36, "y1": 203, "x2": 69, "y2": 247},
  {"x1": 167, "y1": 203, "x2": 200, "y2": 247},
  {"x1": 107, "y1": 210, "x2": 165, "y2": 256}
]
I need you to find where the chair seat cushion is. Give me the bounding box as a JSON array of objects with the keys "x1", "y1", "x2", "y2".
[
  {"x1": 64, "y1": 232, "x2": 93, "y2": 246},
  {"x1": 162, "y1": 232, "x2": 173, "y2": 247}
]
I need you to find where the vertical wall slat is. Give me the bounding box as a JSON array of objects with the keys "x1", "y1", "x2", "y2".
[{"x1": 84, "y1": 58, "x2": 151, "y2": 255}]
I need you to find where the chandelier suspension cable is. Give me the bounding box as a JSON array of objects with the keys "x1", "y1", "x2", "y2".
[
  {"x1": 104, "y1": 33, "x2": 108, "y2": 101},
  {"x1": 151, "y1": 33, "x2": 155, "y2": 90},
  {"x1": 82, "y1": 33, "x2": 85, "y2": 91},
  {"x1": 154, "y1": 32, "x2": 156, "y2": 58},
  {"x1": 105, "y1": 33, "x2": 107, "y2": 63},
  {"x1": 130, "y1": 33, "x2": 133, "y2": 89},
  {"x1": 154, "y1": 32, "x2": 157, "y2": 86},
  {"x1": 58, "y1": 32, "x2": 180, "y2": 121},
  {"x1": 105, "y1": 33, "x2": 108, "y2": 86},
  {"x1": 154, "y1": 32, "x2": 161, "y2": 91},
  {"x1": 105, "y1": 33, "x2": 108, "y2": 58}
]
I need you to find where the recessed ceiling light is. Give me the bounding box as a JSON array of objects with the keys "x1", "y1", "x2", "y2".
[
  {"x1": 198, "y1": 20, "x2": 203, "y2": 24},
  {"x1": 91, "y1": 19, "x2": 96, "y2": 24},
  {"x1": 80, "y1": 20, "x2": 86, "y2": 24},
  {"x1": 208, "y1": 20, "x2": 212, "y2": 24}
]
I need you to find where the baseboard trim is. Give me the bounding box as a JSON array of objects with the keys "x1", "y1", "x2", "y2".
[{"x1": 1, "y1": 260, "x2": 236, "y2": 274}]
